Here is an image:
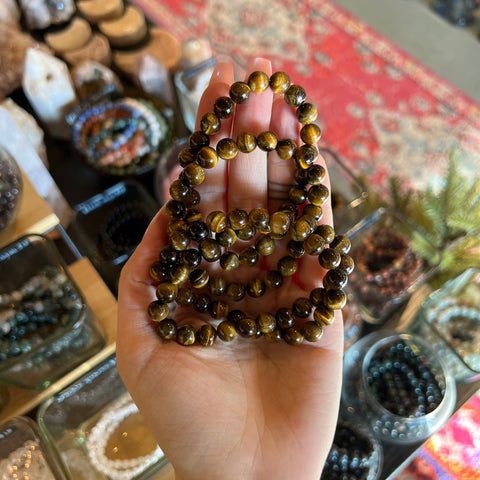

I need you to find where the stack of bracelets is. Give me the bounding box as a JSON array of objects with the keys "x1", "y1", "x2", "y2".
[
  {"x1": 71, "y1": 96, "x2": 168, "y2": 176},
  {"x1": 147, "y1": 70, "x2": 354, "y2": 346}
]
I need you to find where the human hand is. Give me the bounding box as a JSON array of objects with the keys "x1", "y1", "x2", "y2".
[{"x1": 117, "y1": 57, "x2": 344, "y2": 480}]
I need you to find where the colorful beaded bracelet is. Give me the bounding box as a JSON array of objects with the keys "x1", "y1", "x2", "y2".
[{"x1": 147, "y1": 70, "x2": 354, "y2": 346}]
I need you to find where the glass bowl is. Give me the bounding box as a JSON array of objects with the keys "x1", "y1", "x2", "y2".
[
  {"x1": 408, "y1": 268, "x2": 480, "y2": 381},
  {"x1": 0, "y1": 234, "x2": 106, "y2": 390},
  {"x1": 346, "y1": 207, "x2": 441, "y2": 324},
  {"x1": 343, "y1": 286, "x2": 362, "y2": 353},
  {"x1": 37, "y1": 354, "x2": 169, "y2": 480},
  {"x1": 0, "y1": 416, "x2": 66, "y2": 479},
  {"x1": 342, "y1": 331, "x2": 456, "y2": 444},
  {"x1": 0, "y1": 145, "x2": 23, "y2": 233}
]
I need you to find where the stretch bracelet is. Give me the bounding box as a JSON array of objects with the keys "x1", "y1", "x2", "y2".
[{"x1": 147, "y1": 70, "x2": 354, "y2": 346}]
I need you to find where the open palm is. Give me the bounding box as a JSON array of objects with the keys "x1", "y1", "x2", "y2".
[{"x1": 117, "y1": 58, "x2": 344, "y2": 480}]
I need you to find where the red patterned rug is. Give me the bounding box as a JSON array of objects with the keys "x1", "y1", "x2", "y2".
[{"x1": 133, "y1": 0, "x2": 480, "y2": 192}]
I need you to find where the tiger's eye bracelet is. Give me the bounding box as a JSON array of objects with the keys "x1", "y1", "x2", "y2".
[{"x1": 147, "y1": 70, "x2": 354, "y2": 346}]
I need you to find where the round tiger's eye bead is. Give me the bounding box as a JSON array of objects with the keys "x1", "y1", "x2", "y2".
[
  {"x1": 196, "y1": 324, "x2": 216, "y2": 346},
  {"x1": 283, "y1": 327, "x2": 304, "y2": 346},
  {"x1": 238, "y1": 317, "x2": 257, "y2": 338},
  {"x1": 294, "y1": 168, "x2": 309, "y2": 186},
  {"x1": 319, "y1": 248, "x2": 341, "y2": 270},
  {"x1": 304, "y1": 233, "x2": 326, "y2": 256},
  {"x1": 210, "y1": 300, "x2": 230, "y2": 320},
  {"x1": 293, "y1": 144, "x2": 318, "y2": 169},
  {"x1": 255, "y1": 235, "x2": 275, "y2": 256},
  {"x1": 236, "y1": 132, "x2": 257, "y2": 153},
  {"x1": 264, "y1": 270, "x2": 283, "y2": 289},
  {"x1": 269, "y1": 211, "x2": 291, "y2": 238},
  {"x1": 278, "y1": 256, "x2": 298, "y2": 277},
  {"x1": 226, "y1": 282, "x2": 246, "y2": 301},
  {"x1": 189, "y1": 131, "x2": 209, "y2": 151},
  {"x1": 339, "y1": 254, "x2": 355, "y2": 274},
  {"x1": 200, "y1": 112, "x2": 221, "y2": 135},
  {"x1": 325, "y1": 288, "x2": 347, "y2": 310},
  {"x1": 314, "y1": 304, "x2": 335, "y2": 326},
  {"x1": 324, "y1": 268, "x2": 348, "y2": 290},
  {"x1": 257, "y1": 312, "x2": 276, "y2": 333},
  {"x1": 170, "y1": 265, "x2": 189, "y2": 285},
  {"x1": 309, "y1": 287, "x2": 326, "y2": 307},
  {"x1": 248, "y1": 70, "x2": 270, "y2": 93},
  {"x1": 264, "y1": 328, "x2": 282, "y2": 343},
  {"x1": 269, "y1": 71, "x2": 291, "y2": 94},
  {"x1": 302, "y1": 204, "x2": 323, "y2": 220},
  {"x1": 189, "y1": 268, "x2": 210, "y2": 288},
  {"x1": 276, "y1": 307, "x2": 295, "y2": 329},
  {"x1": 306, "y1": 164, "x2": 326, "y2": 186},
  {"x1": 185, "y1": 208, "x2": 203, "y2": 224},
  {"x1": 200, "y1": 238, "x2": 221, "y2": 262},
  {"x1": 216, "y1": 138, "x2": 238, "y2": 160},
  {"x1": 177, "y1": 325, "x2": 196, "y2": 346},
  {"x1": 276, "y1": 139, "x2": 296, "y2": 160},
  {"x1": 176, "y1": 287, "x2": 195, "y2": 306},
  {"x1": 229, "y1": 81, "x2": 251, "y2": 103},
  {"x1": 209, "y1": 276, "x2": 227, "y2": 296},
  {"x1": 220, "y1": 251, "x2": 240, "y2": 271},
  {"x1": 308, "y1": 184, "x2": 330, "y2": 206},
  {"x1": 206, "y1": 210, "x2": 228, "y2": 233},
  {"x1": 157, "y1": 319, "x2": 177, "y2": 340},
  {"x1": 188, "y1": 220, "x2": 209, "y2": 243},
  {"x1": 214, "y1": 96, "x2": 235, "y2": 118},
  {"x1": 247, "y1": 278, "x2": 266, "y2": 298},
  {"x1": 169, "y1": 179, "x2": 191, "y2": 201},
  {"x1": 228, "y1": 208, "x2": 249, "y2": 230},
  {"x1": 181, "y1": 163, "x2": 205, "y2": 187},
  {"x1": 184, "y1": 188, "x2": 201, "y2": 208},
  {"x1": 279, "y1": 202, "x2": 297, "y2": 220},
  {"x1": 300, "y1": 124, "x2": 322, "y2": 145},
  {"x1": 148, "y1": 301, "x2": 169, "y2": 321},
  {"x1": 180, "y1": 249, "x2": 202, "y2": 269},
  {"x1": 194, "y1": 293, "x2": 211, "y2": 312},
  {"x1": 150, "y1": 261, "x2": 169, "y2": 282},
  {"x1": 217, "y1": 320, "x2": 237, "y2": 342},
  {"x1": 196, "y1": 146, "x2": 218, "y2": 169},
  {"x1": 302, "y1": 321, "x2": 323, "y2": 342},
  {"x1": 156, "y1": 282, "x2": 178, "y2": 303},
  {"x1": 167, "y1": 219, "x2": 188, "y2": 235},
  {"x1": 289, "y1": 186, "x2": 308, "y2": 205},
  {"x1": 236, "y1": 223, "x2": 256, "y2": 241},
  {"x1": 178, "y1": 147, "x2": 195, "y2": 167},
  {"x1": 330, "y1": 235, "x2": 351, "y2": 254},
  {"x1": 287, "y1": 240, "x2": 305, "y2": 258},
  {"x1": 296, "y1": 102, "x2": 318, "y2": 124},
  {"x1": 257, "y1": 131, "x2": 278, "y2": 151},
  {"x1": 284, "y1": 84, "x2": 306, "y2": 107},
  {"x1": 249, "y1": 208, "x2": 270, "y2": 231},
  {"x1": 239, "y1": 247, "x2": 259, "y2": 266},
  {"x1": 315, "y1": 224, "x2": 335, "y2": 244},
  {"x1": 292, "y1": 297, "x2": 313, "y2": 318},
  {"x1": 226, "y1": 309, "x2": 245, "y2": 325},
  {"x1": 159, "y1": 245, "x2": 180, "y2": 267},
  {"x1": 216, "y1": 228, "x2": 237, "y2": 247},
  {"x1": 290, "y1": 217, "x2": 312, "y2": 241},
  {"x1": 165, "y1": 199, "x2": 186, "y2": 219},
  {"x1": 169, "y1": 230, "x2": 190, "y2": 251}
]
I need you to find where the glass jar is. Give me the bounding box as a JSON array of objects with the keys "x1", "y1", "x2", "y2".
[{"x1": 0, "y1": 146, "x2": 23, "y2": 234}]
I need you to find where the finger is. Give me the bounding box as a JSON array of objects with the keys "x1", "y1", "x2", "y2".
[{"x1": 228, "y1": 58, "x2": 273, "y2": 211}]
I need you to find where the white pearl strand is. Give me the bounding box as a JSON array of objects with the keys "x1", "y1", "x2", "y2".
[{"x1": 86, "y1": 395, "x2": 164, "y2": 480}]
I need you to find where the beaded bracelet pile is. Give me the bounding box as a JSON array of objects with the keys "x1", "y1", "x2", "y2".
[{"x1": 147, "y1": 70, "x2": 354, "y2": 346}]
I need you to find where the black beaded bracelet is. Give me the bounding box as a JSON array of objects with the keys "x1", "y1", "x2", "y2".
[{"x1": 147, "y1": 70, "x2": 354, "y2": 347}]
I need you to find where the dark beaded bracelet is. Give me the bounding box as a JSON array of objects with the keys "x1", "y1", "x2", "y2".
[{"x1": 148, "y1": 70, "x2": 354, "y2": 346}]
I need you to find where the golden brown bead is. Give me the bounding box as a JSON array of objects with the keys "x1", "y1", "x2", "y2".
[
  {"x1": 189, "y1": 268, "x2": 210, "y2": 288},
  {"x1": 302, "y1": 204, "x2": 323, "y2": 220},
  {"x1": 296, "y1": 102, "x2": 318, "y2": 124},
  {"x1": 159, "y1": 245, "x2": 179, "y2": 267},
  {"x1": 306, "y1": 164, "x2": 326, "y2": 185},
  {"x1": 302, "y1": 321, "x2": 323, "y2": 342},
  {"x1": 264, "y1": 270, "x2": 283, "y2": 289},
  {"x1": 177, "y1": 325, "x2": 196, "y2": 345},
  {"x1": 314, "y1": 304, "x2": 335, "y2": 326},
  {"x1": 309, "y1": 287, "x2": 326, "y2": 307},
  {"x1": 269, "y1": 211, "x2": 291, "y2": 238},
  {"x1": 246, "y1": 278, "x2": 266, "y2": 298},
  {"x1": 196, "y1": 146, "x2": 218, "y2": 169},
  {"x1": 157, "y1": 319, "x2": 177, "y2": 340},
  {"x1": 229, "y1": 81, "x2": 251, "y2": 103},
  {"x1": 300, "y1": 124, "x2": 322, "y2": 145},
  {"x1": 269, "y1": 71, "x2": 291, "y2": 94},
  {"x1": 150, "y1": 261, "x2": 168, "y2": 282},
  {"x1": 169, "y1": 180, "x2": 191, "y2": 201},
  {"x1": 168, "y1": 219, "x2": 189, "y2": 235},
  {"x1": 200, "y1": 238, "x2": 221, "y2": 262},
  {"x1": 196, "y1": 324, "x2": 216, "y2": 346},
  {"x1": 255, "y1": 235, "x2": 275, "y2": 256},
  {"x1": 278, "y1": 256, "x2": 298, "y2": 276},
  {"x1": 236, "y1": 132, "x2": 257, "y2": 153},
  {"x1": 275, "y1": 138, "x2": 296, "y2": 160},
  {"x1": 178, "y1": 148, "x2": 195, "y2": 167},
  {"x1": 148, "y1": 301, "x2": 169, "y2": 322},
  {"x1": 257, "y1": 312, "x2": 276, "y2": 333},
  {"x1": 319, "y1": 248, "x2": 342, "y2": 270},
  {"x1": 236, "y1": 223, "x2": 256, "y2": 241},
  {"x1": 156, "y1": 282, "x2": 178, "y2": 303},
  {"x1": 339, "y1": 254, "x2": 355, "y2": 274},
  {"x1": 194, "y1": 293, "x2": 211, "y2": 312},
  {"x1": 170, "y1": 265, "x2": 189, "y2": 285},
  {"x1": 264, "y1": 328, "x2": 282, "y2": 343},
  {"x1": 228, "y1": 309, "x2": 246, "y2": 325},
  {"x1": 325, "y1": 288, "x2": 347, "y2": 310},
  {"x1": 323, "y1": 268, "x2": 348, "y2": 290},
  {"x1": 330, "y1": 235, "x2": 351, "y2": 254},
  {"x1": 315, "y1": 224, "x2": 335, "y2": 244},
  {"x1": 284, "y1": 84, "x2": 306, "y2": 107},
  {"x1": 290, "y1": 217, "x2": 313, "y2": 241},
  {"x1": 184, "y1": 208, "x2": 203, "y2": 223},
  {"x1": 184, "y1": 188, "x2": 200, "y2": 208},
  {"x1": 188, "y1": 220, "x2": 209, "y2": 242},
  {"x1": 289, "y1": 186, "x2": 308, "y2": 205},
  {"x1": 210, "y1": 300, "x2": 230, "y2": 320},
  {"x1": 249, "y1": 208, "x2": 270, "y2": 231},
  {"x1": 239, "y1": 247, "x2": 259, "y2": 266},
  {"x1": 209, "y1": 276, "x2": 227, "y2": 296},
  {"x1": 169, "y1": 230, "x2": 190, "y2": 251},
  {"x1": 176, "y1": 287, "x2": 195, "y2": 306},
  {"x1": 180, "y1": 249, "x2": 202, "y2": 269},
  {"x1": 227, "y1": 208, "x2": 248, "y2": 230},
  {"x1": 283, "y1": 327, "x2": 304, "y2": 346},
  {"x1": 220, "y1": 251, "x2": 240, "y2": 271},
  {"x1": 226, "y1": 282, "x2": 245, "y2": 301},
  {"x1": 294, "y1": 168, "x2": 309, "y2": 186},
  {"x1": 257, "y1": 131, "x2": 278, "y2": 151},
  {"x1": 303, "y1": 233, "x2": 326, "y2": 256},
  {"x1": 293, "y1": 144, "x2": 318, "y2": 169},
  {"x1": 216, "y1": 228, "x2": 237, "y2": 247},
  {"x1": 214, "y1": 96, "x2": 235, "y2": 118},
  {"x1": 165, "y1": 199, "x2": 186, "y2": 219},
  {"x1": 181, "y1": 163, "x2": 205, "y2": 186},
  {"x1": 292, "y1": 297, "x2": 313, "y2": 318},
  {"x1": 200, "y1": 112, "x2": 221, "y2": 135},
  {"x1": 217, "y1": 320, "x2": 237, "y2": 342},
  {"x1": 287, "y1": 240, "x2": 305, "y2": 258},
  {"x1": 206, "y1": 210, "x2": 228, "y2": 233},
  {"x1": 248, "y1": 70, "x2": 270, "y2": 93},
  {"x1": 216, "y1": 138, "x2": 238, "y2": 160},
  {"x1": 238, "y1": 317, "x2": 257, "y2": 338},
  {"x1": 189, "y1": 131, "x2": 209, "y2": 151},
  {"x1": 276, "y1": 307, "x2": 295, "y2": 329},
  {"x1": 308, "y1": 184, "x2": 330, "y2": 206}
]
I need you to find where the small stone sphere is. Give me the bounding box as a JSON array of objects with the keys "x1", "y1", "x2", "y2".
[
  {"x1": 181, "y1": 162, "x2": 205, "y2": 187},
  {"x1": 200, "y1": 238, "x2": 221, "y2": 262},
  {"x1": 264, "y1": 328, "x2": 283, "y2": 343},
  {"x1": 236, "y1": 223, "x2": 256, "y2": 241},
  {"x1": 246, "y1": 278, "x2": 266, "y2": 298},
  {"x1": 300, "y1": 123, "x2": 322, "y2": 145},
  {"x1": 148, "y1": 301, "x2": 169, "y2": 322},
  {"x1": 236, "y1": 132, "x2": 257, "y2": 153},
  {"x1": 284, "y1": 84, "x2": 306, "y2": 107},
  {"x1": 206, "y1": 210, "x2": 228, "y2": 233},
  {"x1": 302, "y1": 204, "x2": 323, "y2": 220},
  {"x1": 264, "y1": 270, "x2": 283, "y2": 289},
  {"x1": 302, "y1": 321, "x2": 323, "y2": 342},
  {"x1": 319, "y1": 248, "x2": 342, "y2": 270},
  {"x1": 275, "y1": 138, "x2": 296, "y2": 160},
  {"x1": 189, "y1": 131, "x2": 209, "y2": 151},
  {"x1": 159, "y1": 245, "x2": 180, "y2": 267},
  {"x1": 239, "y1": 247, "x2": 260, "y2": 266},
  {"x1": 214, "y1": 96, "x2": 235, "y2": 118},
  {"x1": 323, "y1": 268, "x2": 348, "y2": 290},
  {"x1": 226, "y1": 282, "x2": 246, "y2": 301},
  {"x1": 306, "y1": 164, "x2": 326, "y2": 185},
  {"x1": 278, "y1": 256, "x2": 298, "y2": 277},
  {"x1": 290, "y1": 217, "x2": 313, "y2": 242},
  {"x1": 227, "y1": 309, "x2": 246, "y2": 325},
  {"x1": 184, "y1": 188, "x2": 201, "y2": 208},
  {"x1": 294, "y1": 168, "x2": 309, "y2": 186},
  {"x1": 315, "y1": 224, "x2": 335, "y2": 244},
  {"x1": 200, "y1": 112, "x2": 221, "y2": 135},
  {"x1": 257, "y1": 131, "x2": 278, "y2": 151},
  {"x1": 248, "y1": 70, "x2": 270, "y2": 93},
  {"x1": 165, "y1": 199, "x2": 186, "y2": 220},
  {"x1": 255, "y1": 235, "x2": 275, "y2": 256},
  {"x1": 169, "y1": 229, "x2": 190, "y2": 251},
  {"x1": 292, "y1": 297, "x2": 313, "y2": 318},
  {"x1": 228, "y1": 208, "x2": 249, "y2": 230},
  {"x1": 220, "y1": 251, "x2": 240, "y2": 271},
  {"x1": 155, "y1": 282, "x2": 178, "y2": 303},
  {"x1": 293, "y1": 144, "x2": 318, "y2": 169},
  {"x1": 309, "y1": 287, "x2": 326, "y2": 307},
  {"x1": 304, "y1": 233, "x2": 326, "y2": 256},
  {"x1": 176, "y1": 287, "x2": 195, "y2": 306},
  {"x1": 208, "y1": 276, "x2": 227, "y2": 296},
  {"x1": 269, "y1": 71, "x2": 291, "y2": 94},
  {"x1": 313, "y1": 304, "x2": 335, "y2": 326},
  {"x1": 157, "y1": 319, "x2": 177, "y2": 340},
  {"x1": 339, "y1": 254, "x2": 355, "y2": 274},
  {"x1": 189, "y1": 268, "x2": 210, "y2": 288},
  {"x1": 188, "y1": 220, "x2": 209, "y2": 243},
  {"x1": 325, "y1": 288, "x2": 347, "y2": 310},
  {"x1": 249, "y1": 208, "x2": 270, "y2": 231},
  {"x1": 269, "y1": 211, "x2": 291, "y2": 238},
  {"x1": 150, "y1": 261, "x2": 169, "y2": 282},
  {"x1": 196, "y1": 324, "x2": 217, "y2": 346},
  {"x1": 216, "y1": 228, "x2": 237, "y2": 247},
  {"x1": 283, "y1": 327, "x2": 304, "y2": 346},
  {"x1": 308, "y1": 184, "x2": 330, "y2": 206},
  {"x1": 289, "y1": 186, "x2": 308, "y2": 205},
  {"x1": 169, "y1": 180, "x2": 191, "y2": 201},
  {"x1": 184, "y1": 208, "x2": 203, "y2": 223},
  {"x1": 296, "y1": 102, "x2": 318, "y2": 124},
  {"x1": 287, "y1": 240, "x2": 305, "y2": 258},
  {"x1": 196, "y1": 146, "x2": 218, "y2": 169},
  {"x1": 330, "y1": 235, "x2": 352, "y2": 254},
  {"x1": 177, "y1": 325, "x2": 196, "y2": 346},
  {"x1": 229, "y1": 81, "x2": 251, "y2": 104},
  {"x1": 217, "y1": 320, "x2": 237, "y2": 342},
  {"x1": 170, "y1": 265, "x2": 189, "y2": 285},
  {"x1": 238, "y1": 317, "x2": 258, "y2": 338},
  {"x1": 216, "y1": 138, "x2": 238, "y2": 160},
  {"x1": 194, "y1": 293, "x2": 211, "y2": 312},
  {"x1": 257, "y1": 312, "x2": 276, "y2": 333},
  {"x1": 276, "y1": 307, "x2": 295, "y2": 329},
  {"x1": 210, "y1": 300, "x2": 230, "y2": 320},
  {"x1": 167, "y1": 219, "x2": 189, "y2": 236},
  {"x1": 178, "y1": 147, "x2": 195, "y2": 167}
]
